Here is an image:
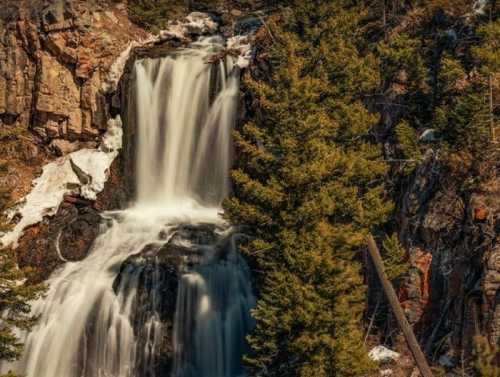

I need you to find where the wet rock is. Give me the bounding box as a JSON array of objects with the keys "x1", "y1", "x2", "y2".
[
  {"x1": 58, "y1": 207, "x2": 101, "y2": 261},
  {"x1": 112, "y1": 223, "x2": 244, "y2": 376},
  {"x1": 16, "y1": 202, "x2": 101, "y2": 282}
]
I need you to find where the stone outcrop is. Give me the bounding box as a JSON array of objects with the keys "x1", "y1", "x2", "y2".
[
  {"x1": 0, "y1": 0, "x2": 148, "y2": 142},
  {"x1": 393, "y1": 153, "x2": 500, "y2": 366},
  {"x1": 16, "y1": 197, "x2": 101, "y2": 283},
  {"x1": 0, "y1": 0, "x2": 148, "y2": 203},
  {"x1": 112, "y1": 223, "x2": 230, "y2": 377}
]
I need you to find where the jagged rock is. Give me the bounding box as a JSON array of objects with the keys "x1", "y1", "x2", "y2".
[
  {"x1": 41, "y1": 1, "x2": 76, "y2": 32},
  {"x1": 16, "y1": 201, "x2": 101, "y2": 283},
  {"x1": 44, "y1": 32, "x2": 78, "y2": 64},
  {"x1": 403, "y1": 149, "x2": 440, "y2": 217},
  {"x1": 58, "y1": 206, "x2": 101, "y2": 262},
  {"x1": 484, "y1": 245, "x2": 500, "y2": 301},
  {"x1": 50, "y1": 138, "x2": 79, "y2": 156},
  {"x1": 1, "y1": 1, "x2": 148, "y2": 143},
  {"x1": 36, "y1": 51, "x2": 82, "y2": 135},
  {"x1": 421, "y1": 191, "x2": 463, "y2": 244},
  {"x1": 474, "y1": 207, "x2": 489, "y2": 221}
]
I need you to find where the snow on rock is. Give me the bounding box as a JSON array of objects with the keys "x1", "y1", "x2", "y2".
[
  {"x1": 1, "y1": 116, "x2": 123, "y2": 247},
  {"x1": 102, "y1": 41, "x2": 140, "y2": 93},
  {"x1": 1, "y1": 160, "x2": 80, "y2": 248},
  {"x1": 473, "y1": 0, "x2": 489, "y2": 14},
  {"x1": 369, "y1": 346, "x2": 400, "y2": 363},
  {"x1": 185, "y1": 12, "x2": 218, "y2": 34},
  {"x1": 227, "y1": 35, "x2": 253, "y2": 69},
  {"x1": 158, "y1": 12, "x2": 218, "y2": 42},
  {"x1": 70, "y1": 117, "x2": 123, "y2": 200},
  {"x1": 102, "y1": 12, "x2": 218, "y2": 93}
]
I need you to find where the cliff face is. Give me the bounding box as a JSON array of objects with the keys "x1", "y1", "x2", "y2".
[
  {"x1": 0, "y1": 0, "x2": 147, "y2": 200},
  {"x1": 0, "y1": 0, "x2": 148, "y2": 281},
  {"x1": 396, "y1": 150, "x2": 499, "y2": 364}
]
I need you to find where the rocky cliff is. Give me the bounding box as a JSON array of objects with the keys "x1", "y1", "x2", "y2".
[
  {"x1": 0, "y1": 0, "x2": 148, "y2": 200},
  {"x1": 0, "y1": 0, "x2": 148, "y2": 281}
]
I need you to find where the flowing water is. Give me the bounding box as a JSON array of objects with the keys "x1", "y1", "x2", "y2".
[{"x1": 1, "y1": 36, "x2": 255, "y2": 377}]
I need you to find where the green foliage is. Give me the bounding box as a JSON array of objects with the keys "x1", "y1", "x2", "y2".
[
  {"x1": 0, "y1": 170, "x2": 45, "y2": 374},
  {"x1": 472, "y1": 20, "x2": 500, "y2": 75},
  {"x1": 473, "y1": 336, "x2": 500, "y2": 377},
  {"x1": 434, "y1": 83, "x2": 491, "y2": 151},
  {"x1": 381, "y1": 233, "x2": 409, "y2": 283},
  {"x1": 225, "y1": 1, "x2": 393, "y2": 375},
  {"x1": 377, "y1": 33, "x2": 427, "y2": 89},
  {"x1": 394, "y1": 120, "x2": 422, "y2": 175},
  {"x1": 128, "y1": 0, "x2": 186, "y2": 31}
]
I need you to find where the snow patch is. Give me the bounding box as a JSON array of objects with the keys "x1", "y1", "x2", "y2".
[
  {"x1": 101, "y1": 36, "x2": 155, "y2": 93},
  {"x1": 369, "y1": 346, "x2": 400, "y2": 363},
  {"x1": 473, "y1": 0, "x2": 489, "y2": 14},
  {"x1": 1, "y1": 116, "x2": 123, "y2": 248},
  {"x1": 158, "y1": 12, "x2": 218, "y2": 42},
  {"x1": 227, "y1": 35, "x2": 252, "y2": 69}
]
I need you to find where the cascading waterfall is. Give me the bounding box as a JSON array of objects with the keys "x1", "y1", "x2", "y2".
[{"x1": 1, "y1": 36, "x2": 255, "y2": 377}]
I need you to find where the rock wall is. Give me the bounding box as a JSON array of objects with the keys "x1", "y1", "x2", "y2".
[
  {"x1": 0, "y1": 0, "x2": 148, "y2": 281},
  {"x1": 397, "y1": 161, "x2": 500, "y2": 364},
  {"x1": 0, "y1": 0, "x2": 148, "y2": 200}
]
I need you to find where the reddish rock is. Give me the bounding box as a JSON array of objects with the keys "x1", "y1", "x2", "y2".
[
  {"x1": 399, "y1": 247, "x2": 433, "y2": 324},
  {"x1": 474, "y1": 207, "x2": 488, "y2": 221}
]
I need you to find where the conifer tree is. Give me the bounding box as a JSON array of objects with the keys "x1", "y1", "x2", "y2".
[
  {"x1": 0, "y1": 169, "x2": 44, "y2": 377},
  {"x1": 224, "y1": 1, "x2": 393, "y2": 375}
]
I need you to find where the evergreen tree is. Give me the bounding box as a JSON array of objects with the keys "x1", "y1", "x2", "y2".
[
  {"x1": 0, "y1": 169, "x2": 44, "y2": 376},
  {"x1": 381, "y1": 233, "x2": 409, "y2": 284},
  {"x1": 224, "y1": 1, "x2": 393, "y2": 375}
]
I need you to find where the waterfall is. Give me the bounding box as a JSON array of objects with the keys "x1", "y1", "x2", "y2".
[{"x1": 1, "y1": 36, "x2": 255, "y2": 377}]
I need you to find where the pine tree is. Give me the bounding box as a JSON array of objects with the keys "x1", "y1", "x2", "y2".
[
  {"x1": 381, "y1": 233, "x2": 409, "y2": 284},
  {"x1": 224, "y1": 1, "x2": 393, "y2": 375},
  {"x1": 0, "y1": 168, "x2": 44, "y2": 376}
]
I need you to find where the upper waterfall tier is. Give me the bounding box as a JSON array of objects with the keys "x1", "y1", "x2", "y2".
[{"x1": 135, "y1": 36, "x2": 239, "y2": 210}]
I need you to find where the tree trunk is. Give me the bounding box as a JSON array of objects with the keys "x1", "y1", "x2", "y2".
[
  {"x1": 366, "y1": 234, "x2": 434, "y2": 377},
  {"x1": 489, "y1": 74, "x2": 496, "y2": 143}
]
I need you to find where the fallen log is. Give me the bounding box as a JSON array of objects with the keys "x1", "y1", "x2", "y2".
[{"x1": 366, "y1": 234, "x2": 434, "y2": 377}]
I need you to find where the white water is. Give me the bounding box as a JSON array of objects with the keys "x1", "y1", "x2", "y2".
[{"x1": 1, "y1": 36, "x2": 254, "y2": 377}]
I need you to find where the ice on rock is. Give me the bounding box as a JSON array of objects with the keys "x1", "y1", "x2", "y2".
[
  {"x1": 71, "y1": 117, "x2": 123, "y2": 200},
  {"x1": 473, "y1": 0, "x2": 489, "y2": 14},
  {"x1": 227, "y1": 35, "x2": 252, "y2": 69},
  {"x1": 158, "y1": 12, "x2": 218, "y2": 41},
  {"x1": 1, "y1": 116, "x2": 123, "y2": 247},
  {"x1": 1, "y1": 160, "x2": 80, "y2": 248},
  {"x1": 185, "y1": 12, "x2": 218, "y2": 34}
]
